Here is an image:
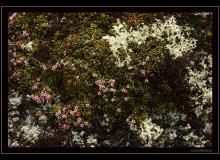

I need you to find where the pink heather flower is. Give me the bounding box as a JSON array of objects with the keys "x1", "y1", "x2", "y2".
[
  {"x1": 32, "y1": 96, "x2": 42, "y2": 104},
  {"x1": 140, "y1": 69, "x2": 146, "y2": 76},
  {"x1": 32, "y1": 83, "x2": 39, "y2": 90},
  {"x1": 73, "y1": 118, "x2": 82, "y2": 127},
  {"x1": 24, "y1": 59, "x2": 28, "y2": 66},
  {"x1": 61, "y1": 114, "x2": 67, "y2": 119},
  {"x1": 70, "y1": 110, "x2": 80, "y2": 117},
  {"x1": 40, "y1": 92, "x2": 52, "y2": 102},
  {"x1": 60, "y1": 123, "x2": 70, "y2": 129},
  {"x1": 109, "y1": 88, "x2": 116, "y2": 93},
  {"x1": 16, "y1": 59, "x2": 22, "y2": 64},
  {"x1": 22, "y1": 31, "x2": 29, "y2": 37},
  {"x1": 12, "y1": 52, "x2": 17, "y2": 58},
  {"x1": 124, "y1": 97, "x2": 128, "y2": 101},
  {"x1": 110, "y1": 79, "x2": 116, "y2": 87},
  {"x1": 12, "y1": 71, "x2": 20, "y2": 80},
  {"x1": 55, "y1": 110, "x2": 62, "y2": 118},
  {"x1": 106, "y1": 128, "x2": 110, "y2": 132},
  {"x1": 92, "y1": 73, "x2": 98, "y2": 78},
  {"x1": 97, "y1": 91, "x2": 101, "y2": 95}
]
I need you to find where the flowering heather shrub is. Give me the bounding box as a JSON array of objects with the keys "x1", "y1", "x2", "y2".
[{"x1": 8, "y1": 12, "x2": 213, "y2": 148}]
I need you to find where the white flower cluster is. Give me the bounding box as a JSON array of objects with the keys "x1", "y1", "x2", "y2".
[
  {"x1": 21, "y1": 41, "x2": 33, "y2": 51},
  {"x1": 183, "y1": 131, "x2": 209, "y2": 147},
  {"x1": 103, "y1": 16, "x2": 197, "y2": 68},
  {"x1": 86, "y1": 135, "x2": 98, "y2": 148},
  {"x1": 72, "y1": 131, "x2": 85, "y2": 147},
  {"x1": 9, "y1": 91, "x2": 22, "y2": 109},
  {"x1": 150, "y1": 16, "x2": 197, "y2": 58},
  {"x1": 71, "y1": 131, "x2": 98, "y2": 147},
  {"x1": 8, "y1": 91, "x2": 22, "y2": 147},
  {"x1": 20, "y1": 125, "x2": 42, "y2": 144},
  {"x1": 187, "y1": 51, "x2": 212, "y2": 117},
  {"x1": 102, "y1": 19, "x2": 149, "y2": 68},
  {"x1": 138, "y1": 117, "x2": 164, "y2": 147}
]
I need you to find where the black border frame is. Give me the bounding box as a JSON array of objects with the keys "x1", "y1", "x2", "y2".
[{"x1": 1, "y1": 6, "x2": 219, "y2": 154}]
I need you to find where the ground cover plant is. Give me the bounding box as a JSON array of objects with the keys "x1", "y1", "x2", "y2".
[{"x1": 8, "y1": 12, "x2": 213, "y2": 148}]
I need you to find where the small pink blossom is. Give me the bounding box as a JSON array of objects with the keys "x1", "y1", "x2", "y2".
[
  {"x1": 109, "y1": 88, "x2": 116, "y2": 93},
  {"x1": 73, "y1": 118, "x2": 82, "y2": 127},
  {"x1": 110, "y1": 79, "x2": 116, "y2": 87},
  {"x1": 32, "y1": 83, "x2": 39, "y2": 90},
  {"x1": 55, "y1": 110, "x2": 62, "y2": 118},
  {"x1": 22, "y1": 31, "x2": 29, "y2": 37},
  {"x1": 98, "y1": 91, "x2": 101, "y2": 95},
  {"x1": 32, "y1": 96, "x2": 42, "y2": 104},
  {"x1": 16, "y1": 59, "x2": 22, "y2": 64},
  {"x1": 12, "y1": 52, "x2": 17, "y2": 58},
  {"x1": 12, "y1": 70, "x2": 20, "y2": 80},
  {"x1": 60, "y1": 123, "x2": 70, "y2": 129},
  {"x1": 24, "y1": 59, "x2": 28, "y2": 66},
  {"x1": 124, "y1": 97, "x2": 128, "y2": 101},
  {"x1": 106, "y1": 128, "x2": 110, "y2": 132}
]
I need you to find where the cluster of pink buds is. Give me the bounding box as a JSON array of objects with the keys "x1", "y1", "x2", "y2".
[
  {"x1": 52, "y1": 59, "x2": 69, "y2": 71},
  {"x1": 95, "y1": 80, "x2": 106, "y2": 93},
  {"x1": 70, "y1": 106, "x2": 80, "y2": 117},
  {"x1": 31, "y1": 92, "x2": 52, "y2": 104},
  {"x1": 59, "y1": 123, "x2": 70, "y2": 130},
  {"x1": 11, "y1": 70, "x2": 20, "y2": 80},
  {"x1": 22, "y1": 31, "x2": 29, "y2": 37},
  {"x1": 32, "y1": 82, "x2": 40, "y2": 90},
  {"x1": 11, "y1": 52, "x2": 28, "y2": 66},
  {"x1": 55, "y1": 106, "x2": 91, "y2": 130}
]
